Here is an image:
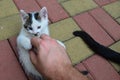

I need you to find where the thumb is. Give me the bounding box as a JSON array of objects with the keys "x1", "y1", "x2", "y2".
[
  {"x1": 29, "y1": 50, "x2": 37, "y2": 65},
  {"x1": 31, "y1": 37, "x2": 41, "y2": 50}
]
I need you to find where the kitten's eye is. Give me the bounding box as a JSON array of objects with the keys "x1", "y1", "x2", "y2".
[
  {"x1": 29, "y1": 27, "x2": 33, "y2": 30},
  {"x1": 38, "y1": 26, "x2": 41, "y2": 29}
]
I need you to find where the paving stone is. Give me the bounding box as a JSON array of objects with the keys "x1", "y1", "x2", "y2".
[
  {"x1": 94, "y1": 0, "x2": 117, "y2": 6},
  {"x1": 61, "y1": 0, "x2": 97, "y2": 16},
  {"x1": 64, "y1": 37, "x2": 93, "y2": 64},
  {"x1": 109, "y1": 41, "x2": 120, "y2": 71},
  {"x1": 0, "y1": 0, "x2": 18, "y2": 18},
  {"x1": 36, "y1": 0, "x2": 69, "y2": 22},
  {"x1": 103, "y1": 1, "x2": 120, "y2": 18},
  {"x1": 110, "y1": 41, "x2": 120, "y2": 53},
  {"x1": 110, "y1": 62, "x2": 120, "y2": 72},
  {"x1": 0, "y1": 14, "x2": 21, "y2": 40},
  {"x1": 49, "y1": 18, "x2": 80, "y2": 41},
  {"x1": 13, "y1": 0, "x2": 40, "y2": 12},
  {"x1": 116, "y1": 18, "x2": 120, "y2": 24},
  {"x1": 90, "y1": 8, "x2": 120, "y2": 41},
  {"x1": 74, "y1": 12, "x2": 114, "y2": 46},
  {"x1": 0, "y1": 40, "x2": 27, "y2": 80},
  {"x1": 57, "y1": 0, "x2": 69, "y2": 3},
  {"x1": 75, "y1": 63, "x2": 94, "y2": 80},
  {"x1": 8, "y1": 36, "x2": 17, "y2": 55},
  {"x1": 83, "y1": 55, "x2": 120, "y2": 80}
]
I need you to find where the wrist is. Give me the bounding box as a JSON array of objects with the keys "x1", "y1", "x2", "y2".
[{"x1": 45, "y1": 64, "x2": 73, "y2": 80}]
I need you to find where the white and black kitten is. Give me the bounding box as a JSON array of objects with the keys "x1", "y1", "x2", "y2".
[{"x1": 17, "y1": 7, "x2": 65, "y2": 80}]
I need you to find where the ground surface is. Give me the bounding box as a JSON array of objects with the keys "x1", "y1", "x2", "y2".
[{"x1": 0, "y1": 0, "x2": 120, "y2": 80}]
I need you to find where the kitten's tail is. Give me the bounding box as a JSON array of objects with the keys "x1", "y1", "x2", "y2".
[{"x1": 73, "y1": 31, "x2": 120, "y2": 64}]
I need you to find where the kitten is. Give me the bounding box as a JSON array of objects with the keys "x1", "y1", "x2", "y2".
[
  {"x1": 73, "y1": 31, "x2": 120, "y2": 64},
  {"x1": 17, "y1": 7, "x2": 65, "y2": 80}
]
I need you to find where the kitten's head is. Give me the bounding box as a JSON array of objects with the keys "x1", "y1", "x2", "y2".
[{"x1": 20, "y1": 7, "x2": 49, "y2": 36}]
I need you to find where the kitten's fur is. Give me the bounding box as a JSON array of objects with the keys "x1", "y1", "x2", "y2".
[
  {"x1": 17, "y1": 7, "x2": 65, "y2": 80},
  {"x1": 73, "y1": 31, "x2": 120, "y2": 64}
]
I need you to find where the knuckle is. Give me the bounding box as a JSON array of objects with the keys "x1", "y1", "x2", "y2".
[{"x1": 51, "y1": 39, "x2": 56, "y2": 43}]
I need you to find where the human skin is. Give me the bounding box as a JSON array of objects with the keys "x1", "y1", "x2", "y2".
[{"x1": 29, "y1": 34, "x2": 89, "y2": 80}]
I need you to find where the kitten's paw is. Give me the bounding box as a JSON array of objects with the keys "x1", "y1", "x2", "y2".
[
  {"x1": 23, "y1": 39, "x2": 32, "y2": 50},
  {"x1": 57, "y1": 40, "x2": 66, "y2": 49}
]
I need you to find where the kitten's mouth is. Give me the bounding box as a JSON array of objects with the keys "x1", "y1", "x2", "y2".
[
  {"x1": 33, "y1": 32, "x2": 39, "y2": 36},
  {"x1": 34, "y1": 34, "x2": 38, "y2": 36}
]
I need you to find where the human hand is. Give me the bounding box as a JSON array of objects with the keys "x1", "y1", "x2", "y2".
[{"x1": 29, "y1": 34, "x2": 72, "y2": 79}]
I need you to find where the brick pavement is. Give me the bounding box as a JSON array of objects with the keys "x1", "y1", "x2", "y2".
[{"x1": 0, "y1": 0, "x2": 120, "y2": 80}]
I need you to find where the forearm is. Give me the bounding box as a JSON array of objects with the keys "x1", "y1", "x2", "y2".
[{"x1": 45, "y1": 65, "x2": 88, "y2": 80}]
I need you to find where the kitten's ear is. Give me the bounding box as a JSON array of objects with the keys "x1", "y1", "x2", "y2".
[
  {"x1": 20, "y1": 10, "x2": 29, "y2": 21},
  {"x1": 39, "y1": 7, "x2": 48, "y2": 19}
]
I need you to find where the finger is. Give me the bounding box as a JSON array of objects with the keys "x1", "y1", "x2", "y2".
[
  {"x1": 29, "y1": 50, "x2": 37, "y2": 65},
  {"x1": 31, "y1": 37, "x2": 41, "y2": 49},
  {"x1": 40, "y1": 34, "x2": 51, "y2": 40}
]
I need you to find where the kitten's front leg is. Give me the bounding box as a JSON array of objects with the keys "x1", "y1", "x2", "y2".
[
  {"x1": 17, "y1": 36, "x2": 32, "y2": 50},
  {"x1": 23, "y1": 39, "x2": 32, "y2": 50}
]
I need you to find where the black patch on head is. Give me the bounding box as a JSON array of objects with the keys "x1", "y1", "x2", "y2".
[
  {"x1": 34, "y1": 12, "x2": 41, "y2": 21},
  {"x1": 27, "y1": 13, "x2": 32, "y2": 25},
  {"x1": 24, "y1": 13, "x2": 32, "y2": 30}
]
